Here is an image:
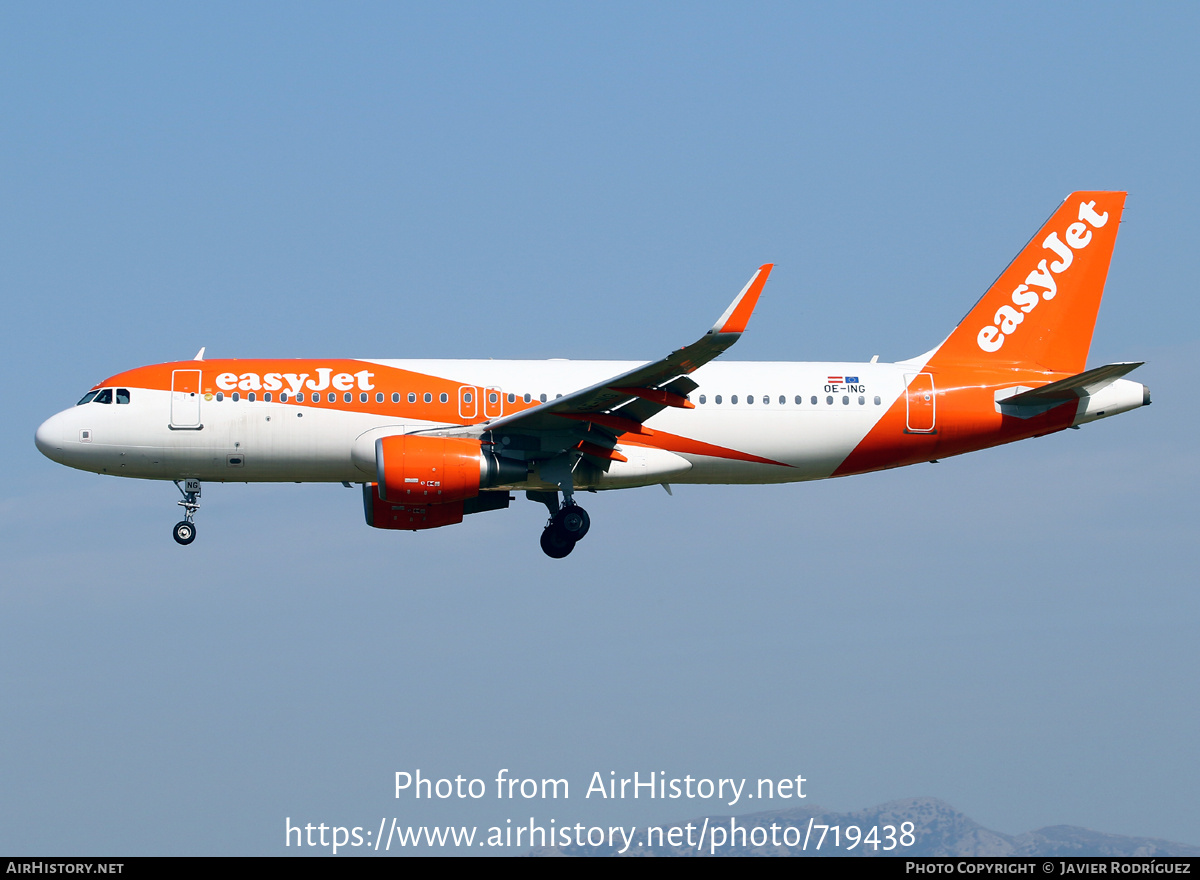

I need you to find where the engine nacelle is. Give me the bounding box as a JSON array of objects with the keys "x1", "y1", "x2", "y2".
[
  {"x1": 375, "y1": 434, "x2": 527, "y2": 503},
  {"x1": 362, "y1": 483, "x2": 512, "y2": 531}
]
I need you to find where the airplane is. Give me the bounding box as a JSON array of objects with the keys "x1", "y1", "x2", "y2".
[{"x1": 35, "y1": 191, "x2": 1149, "y2": 558}]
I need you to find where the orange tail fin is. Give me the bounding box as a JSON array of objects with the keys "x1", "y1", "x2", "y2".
[{"x1": 930, "y1": 191, "x2": 1126, "y2": 374}]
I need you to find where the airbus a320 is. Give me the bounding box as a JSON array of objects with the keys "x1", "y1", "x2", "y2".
[{"x1": 35, "y1": 191, "x2": 1148, "y2": 557}]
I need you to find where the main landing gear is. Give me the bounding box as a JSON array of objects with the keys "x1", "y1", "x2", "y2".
[
  {"x1": 172, "y1": 479, "x2": 201, "y2": 545},
  {"x1": 531, "y1": 491, "x2": 591, "y2": 558}
]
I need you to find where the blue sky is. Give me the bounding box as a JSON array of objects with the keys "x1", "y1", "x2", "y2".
[{"x1": 2, "y1": 2, "x2": 1197, "y2": 854}]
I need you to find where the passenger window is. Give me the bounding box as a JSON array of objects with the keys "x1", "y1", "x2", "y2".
[
  {"x1": 342, "y1": 392, "x2": 350, "y2": 402},
  {"x1": 76, "y1": 391, "x2": 99, "y2": 406},
  {"x1": 95, "y1": 389, "x2": 113, "y2": 404},
  {"x1": 423, "y1": 393, "x2": 432, "y2": 403},
  {"x1": 440, "y1": 393, "x2": 448, "y2": 403},
  {"x1": 507, "y1": 393, "x2": 516, "y2": 403},
  {"x1": 795, "y1": 395, "x2": 801, "y2": 405},
  {"x1": 858, "y1": 395, "x2": 865, "y2": 405},
  {"x1": 280, "y1": 392, "x2": 288, "y2": 402},
  {"x1": 811, "y1": 396, "x2": 817, "y2": 405},
  {"x1": 523, "y1": 393, "x2": 531, "y2": 403},
  {"x1": 826, "y1": 395, "x2": 833, "y2": 405},
  {"x1": 215, "y1": 392, "x2": 224, "y2": 402},
  {"x1": 747, "y1": 395, "x2": 754, "y2": 404},
  {"x1": 264, "y1": 392, "x2": 273, "y2": 402},
  {"x1": 116, "y1": 388, "x2": 131, "y2": 404},
  {"x1": 715, "y1": 395, "x2": 722, "y2": 404},
  {"x1": 326, "y1": 392, "x2": 335, "y2": 402},
  {"x1": 489, "y1": 392, "x2": 498, "y2": 404},
  {"x1": 699, "y1": 394, "x2": 706, "y2": 404},
  {"x1": 248, "y1": 392, "x2": 256, "y2": 402},
  {"x1": 762, "y1": 395, "x2": 769, "y2": 405},
  {"x1": 874, "y1": 396, "x2": 881, "y2": 405},
  {"x1": 294, "y1": 393, "x2": 303, "y2": 402},
  {"x1": 842, "y1": 395, "x2": 849, "y2": 405},
  {"x1": 540, "y1": 393, "x2": 547, "y2": 403},
  {"x1": 408, "y1": 392, "x2": 416, "y2": 403},
  {"x1": 463, "y1": 392, "x2": 473, "y2": 403},
  {"x1": 390, "y1": 392, "x2": 398, "y2": 403},
  {"x1": 779, "y1": 395, "x2": 785, "y2": 405},
  {"x1": 231, "y1": 392, "x2": 240, "y2": 402},
  {"x1": 374, "y1": 392, "x2": 382, "y2": 403}
]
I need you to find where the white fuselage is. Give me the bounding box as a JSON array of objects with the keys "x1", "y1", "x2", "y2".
[{"x1": 36, "y1": 359, "x2": 917, "y2": 487}]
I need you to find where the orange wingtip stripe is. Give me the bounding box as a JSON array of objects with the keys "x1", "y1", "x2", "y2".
[
  {"x1": 719, "y1": 263, "x2": 773, "y2": 334},
  {"x1": 611, "y1": 387, "x2": 695, "y2": 409}
]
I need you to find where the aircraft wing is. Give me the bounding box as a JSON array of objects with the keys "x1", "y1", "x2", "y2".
[{"x1": 471, "y1": 264, "x2": 773, "y2": 437}]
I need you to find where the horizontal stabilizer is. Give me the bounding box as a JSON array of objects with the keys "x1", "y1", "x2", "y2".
[{"x1": 998, "y1": 362, "x2": 1144, "y2": 407}]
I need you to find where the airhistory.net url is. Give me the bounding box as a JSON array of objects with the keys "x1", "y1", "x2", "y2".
[{"x1": 285, "y1": 815, "x2": 917, "y2": 854}]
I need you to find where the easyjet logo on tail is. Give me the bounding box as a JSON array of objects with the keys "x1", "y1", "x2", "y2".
[{"x1": 976, "y1": 200, "x2": 1109, "y2": 353}]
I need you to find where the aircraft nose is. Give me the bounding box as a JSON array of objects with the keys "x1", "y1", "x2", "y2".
[{"x1": 35, "y1": 412, "x2": 68, "y2": 463}]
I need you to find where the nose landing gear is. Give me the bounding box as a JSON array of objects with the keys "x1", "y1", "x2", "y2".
[{"x1": 172, "y1": 479, "x2": 200, "y2": 545}]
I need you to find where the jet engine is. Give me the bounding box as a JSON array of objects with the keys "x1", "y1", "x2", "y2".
[
  {"x1": 362, "y1": 483, "x2": 512, "y2": 531},
  {"x1": 375, "y1": 434, "x2": 526, "y2": 503},
  {"x1": 364, "y1": 435, "x2": 525, "y2": 531}
]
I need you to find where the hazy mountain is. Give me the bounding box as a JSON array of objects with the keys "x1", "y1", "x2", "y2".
[{"x1": 530, "y1": 797, "x2": 1200, "y2": 857}]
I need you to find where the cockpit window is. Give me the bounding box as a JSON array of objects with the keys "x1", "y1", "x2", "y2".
[
  {"x1": 76, "y1": 390, "x2": 100, "y2": 406},
  {"x1": 116, "y1": 388, "x2": 131, "y2": 404},
  {"x1": 94, "y1": 389, "x2": 113, "y2": 404}
]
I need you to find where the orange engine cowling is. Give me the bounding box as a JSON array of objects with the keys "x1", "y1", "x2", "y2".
[
  {"x1": 374, "y1": 434, "x2": 527, "y2": 504},
  {"x1": 376, "y1": 435, "x2": 484, "y2": 503},
  {"x1": 362, "y1": 482, "x2": 513, "y2": 531},
  {"x1": 364, "y1": 484, "x2": 466, "y2": 530}
]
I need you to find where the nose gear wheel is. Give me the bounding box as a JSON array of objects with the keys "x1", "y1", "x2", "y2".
[{"x1": 172, "y1": 480, "x2": 201, "y2": 546}]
